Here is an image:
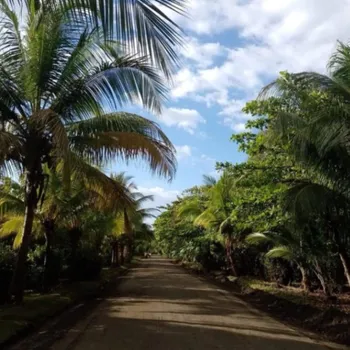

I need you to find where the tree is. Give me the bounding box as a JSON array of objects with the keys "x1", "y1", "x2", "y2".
[
  {"x1": 178, "y1": 173, "x2": 244, "y2": 275},
  {"x1": 112, "y1": 172, "x2": 156, "y2": 263},
  {"x1": 0, "y1": 170, "x2": 125, "y2": 290},
  {"x1": 0, "y1": 3, "x2": 178, "y2": 303},
  {"x1": 258, "y1": 56, "x2": 350, "y2": 287}
]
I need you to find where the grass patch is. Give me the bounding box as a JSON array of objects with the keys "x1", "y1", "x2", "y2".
[
  {"x1": 0, "y1": 267, "x2": 123, "y2": 346},
  {"x1": 237, "y1": 277, "x2": 315, "y2": 306},
  {"x1": 0, "y1": 293, "x2": 71, "y2": 344}
]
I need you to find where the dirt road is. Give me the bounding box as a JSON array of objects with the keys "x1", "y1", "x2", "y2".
[{"x1": 50, "y1": 258, "x2": 343, "y2": 350}]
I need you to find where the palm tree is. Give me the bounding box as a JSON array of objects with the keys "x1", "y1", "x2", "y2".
[
  {"x1": 178, "y1": 172, "x2": 244, "y2": 276},
  {"x1": 282, "y1": 181, "x2": 350, "y2": 287},
  {"x1": 0, "y1": 170, "x2": 127, "y2": 290},
  {"x1": 0, "y1": 3, "x2": 177, "y2": 303},
  {"x1": 112, "y1": 172, "x2": 157, "y2": 263},
  {"x1": 246, "y1": 224, "x2": 334, "y2": 295},
  {"x1": 246, "y1": 228, "x2": 312, "y2": 291},
  {"x1": 259, "y1": 47, "x2": 350, "y2": 287},
  {"x1": 4, "y1": 0, "x2": 185, "y2": 77}
]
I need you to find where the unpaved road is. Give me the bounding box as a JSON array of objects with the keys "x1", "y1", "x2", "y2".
[{"x1": 39, "y1": 258, "x2": 349, "y2": 349}]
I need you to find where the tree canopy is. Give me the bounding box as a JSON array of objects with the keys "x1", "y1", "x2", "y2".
[{"x1": 155, "y1": 43, "x2": 350, "y2": 295}]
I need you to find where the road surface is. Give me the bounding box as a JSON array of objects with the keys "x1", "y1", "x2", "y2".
[{"x1": 50, "y1": 257, "x2": 343, "y2": 349}]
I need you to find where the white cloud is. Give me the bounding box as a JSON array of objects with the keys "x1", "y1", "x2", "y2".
[
  {"x1": 209, "y1": 169, "x2": 223, "y2": 179},
  {"x1": 169, "y1": 0, "x2": 350, "y2": 132},
  {"x1": 138, "y1": 186, "x2": 180, "y2": 206},
  {"x1": 175, "y1": 145, "x2": 192, "y2": 160},
  {"x1": 159, "y1": 107, "x2": 206, "y2": 134},
  {"x1": 137, "y1": 186, "x2": 181, "y2": 224},
  {"x1": 181, "y1": 37, "x2": 226, "y2": 68},
  {"x1": 200, "y1": 154, "x2": 215, "y2": 164},
  {"x1": 232, "y1": 123, "x2": 247, "y2": 133}
]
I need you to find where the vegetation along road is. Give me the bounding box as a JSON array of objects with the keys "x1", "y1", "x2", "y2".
[{"x1": 38, "y1": 258, "x2": 343, "y2": 350}]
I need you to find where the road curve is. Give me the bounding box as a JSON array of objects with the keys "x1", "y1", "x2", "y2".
[{"x1": 52, "y1": 257, "x2": 343, "y2": 350}]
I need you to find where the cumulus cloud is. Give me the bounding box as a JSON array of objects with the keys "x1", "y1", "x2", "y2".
[
  {"x1": 159, "y1": 107, "x2": 206, "y2": 134},
  {"x1": 169, "y1": 0, "x2": 350, "y2": 131},
  {"x1": 175, "y1": 145, "x2": 192, "y2": 160},
  {"x1": 200, "y1": 154, "x2": 215, "y2": 164},
  {"x1": 137, "y1": 186, "x2": 181, "y2": 224},
  {"x1": 181, "y1": 37, "x2": 226, "y2": 68}
]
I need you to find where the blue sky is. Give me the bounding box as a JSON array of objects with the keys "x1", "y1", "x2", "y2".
[{"x1": 108, "y1": 0, "x2": 350, "y2": 220}]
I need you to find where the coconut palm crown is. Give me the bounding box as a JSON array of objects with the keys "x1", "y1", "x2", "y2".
[{"x1": 0, "y1": 1, "x2": 179, "y2": 302}]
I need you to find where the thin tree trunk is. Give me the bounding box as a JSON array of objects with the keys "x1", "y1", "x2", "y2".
[
  {"x1": 332, "y1": 229, "x2": 350, "y2": 287},
  {"x1": 313, "y1": 260, "x2": 332, "y2": 296},
  {"x1": 115, "y1": 241, "x2": 119, "y2": 266},
  {"x1": 111, "y1": 244, "x2": 116, "y2": 266},
  {"x1": 42, "y1": 221, "x2": 54, "y2": 292},
  {"x1": 124, "y1": 209, "x2": 133, "y2": 263},
  {"x1": 298, "y1": 263, "x2": 311, "y2": 292},
  {"x1": 120, "y1": 243, "x2": 125, "y2": 265},
  {"x1": 226, "y1": 238, "x2": 237, "y2": 276},
  {"x1": 9, "y1": 177, "x2": 37, "y2": 304},
  {"x1": 339, "y1": 250, "x2": 350, "y2": 287},
  {"x1": 111, "y1": 241, "x2": 119, "y2": 267}
]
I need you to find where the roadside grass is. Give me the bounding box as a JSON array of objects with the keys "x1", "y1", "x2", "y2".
[
  {"x1": 237, "y1": 277, "x2": 313, "y2": 306},
  {"x1": 0, "y1": 267, "x2": 125, "y2": 346},
  {"x1": 0, "y1": 293, "x2": 71, "y2": 344},
  {"x1": 237, "y1": 276, "x2": 350, "y2": 312}
]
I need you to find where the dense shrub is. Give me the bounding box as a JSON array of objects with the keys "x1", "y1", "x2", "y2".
[
  {"x1": 69, "y1": 246, "x2": 103, "y2": 281},
  {"x1": 0, "y1": 244, "x2": 16, "y2": 303}
]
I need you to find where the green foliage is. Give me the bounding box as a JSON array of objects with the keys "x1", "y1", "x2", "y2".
[
  {"x1": 69, "y1": 246, "x2": 103, "y2": 281},
  {"x1": 0, "y1": 244, "x2": 16, "y2": 303},
  {"x1": 155, "y1": 42, "x2": 350, "y2": 294},
  {"x1": 0, "y1": 0, "x2": 184, "y2": 302}
]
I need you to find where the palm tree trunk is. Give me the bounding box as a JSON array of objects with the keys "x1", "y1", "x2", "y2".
[
  {"x1": 120, "y1": 243, "x2": 125, "y2": 265},
  {"x1": 226, "y1": 238, "x2": 237, "y2": 276},
  {"x1": 111, "y1": 241, "x2": 119, "y2": 266},
  {"x1": 9, "y1": 175, "x2": 38, "y2": 304},
  {"x1": 123, "y1": 209, "x2": 133, "y2": 263},
  {"x1": 111, "y1": 243, "x2": 116, "y2": 266}
]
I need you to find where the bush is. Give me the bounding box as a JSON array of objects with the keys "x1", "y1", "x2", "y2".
[
  {"x1": 69, "y1": 246, "x2": 103, "y2": 281},
  {"x1": 26, "y1": 245, "x2": 63, "y2": 291},
  {"x1": 0, "y1": 244, "x2": 16, "y2": 303}
]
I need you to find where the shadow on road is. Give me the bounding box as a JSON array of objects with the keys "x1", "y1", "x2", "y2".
[{"x1": 55, "y1": 258, "x2": 331, "y2": 350}]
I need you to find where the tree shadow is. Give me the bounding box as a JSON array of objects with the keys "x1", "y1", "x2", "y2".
[
  {"x1": 18, "y1": 258, "x2": 337, "y2": 350},
  {"x1": 68, "y1": 315, "x2": 326, "y2": 350}
]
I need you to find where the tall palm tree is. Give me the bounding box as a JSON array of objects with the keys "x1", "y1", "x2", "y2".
[
  {"x1": 0, "y1": 3, "x2": 177, "y2": 303},
  {"x1": 112, "y1": 172, "x2": 157, "y2": 262}
]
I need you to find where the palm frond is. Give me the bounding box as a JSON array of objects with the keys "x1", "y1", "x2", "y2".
[
  {"x1": 69, "y1": 112, "x2": 176, "y2": 179},
  {"x1": 177, "y1": 199, "x2": 202, "y2": 219},
  {"x1": 265, "y1": 246, "x2": 293, "y2": 260},
  {"x1": 202, "y1": 174, "x2": 217, "y2": 186},
  {"x1": 194, "y1": 209, "x2": 217, "y2": 228},
  {"x1": 245, "y1": 232, "x2": 272, "y2": 245},
  {"x1": 66, "y1": 0, "x2": 185, "y2": 77},
  {"x1": 69, "y1": 154, "x2": 134, "y2": 210}
]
